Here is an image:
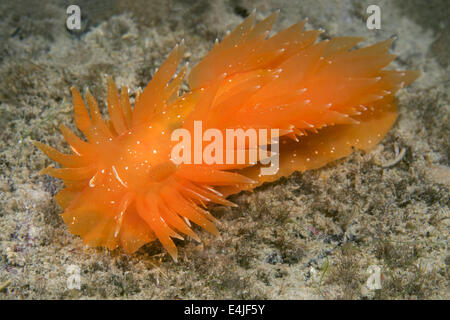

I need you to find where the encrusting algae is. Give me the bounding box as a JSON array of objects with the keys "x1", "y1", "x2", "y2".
[{"x1": 34, "y1": 12, "x2": 419, "y2": 261}]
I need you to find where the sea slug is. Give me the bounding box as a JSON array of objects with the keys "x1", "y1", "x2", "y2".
[{"x1": 34, "y1": 12, "x2": 419, "y2": 261}]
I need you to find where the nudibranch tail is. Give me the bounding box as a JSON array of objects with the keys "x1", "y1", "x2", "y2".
[{"x1": 35, "y1": 12, "x2": 419, "y2": 260}]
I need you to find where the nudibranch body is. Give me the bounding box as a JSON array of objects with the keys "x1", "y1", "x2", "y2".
[{"x1": 35, "y1": 12, "x2": 419, "y2": 261}]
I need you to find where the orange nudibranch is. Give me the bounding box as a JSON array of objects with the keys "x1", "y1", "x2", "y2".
[{"x1": 34, "y1": 12, "x2": 419, "y2": 261}]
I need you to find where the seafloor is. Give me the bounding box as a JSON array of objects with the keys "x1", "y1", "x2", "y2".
[{"x1": 0, "y1": 0, "x2": 448, "y2": 299}]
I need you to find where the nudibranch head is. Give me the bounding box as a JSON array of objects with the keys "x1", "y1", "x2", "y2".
[{"x1": 35, "y1": 12, "x2": 419, "y2": 261}]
